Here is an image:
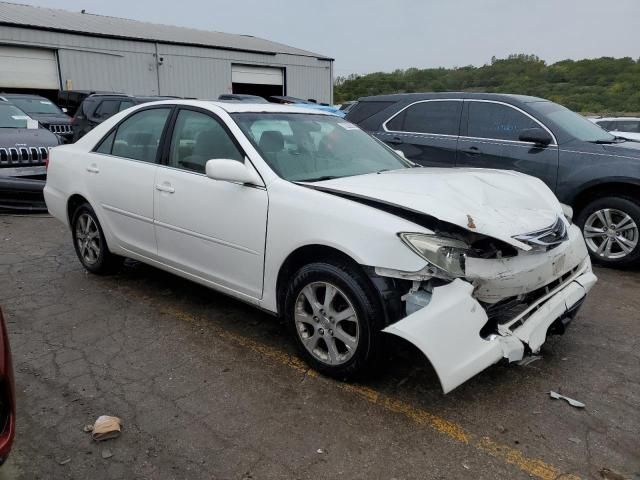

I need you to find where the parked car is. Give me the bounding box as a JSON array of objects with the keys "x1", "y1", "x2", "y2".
[
  {"x1": 44, "y1": 100, "x2": 596, "y2": 393},
  {"x1": 218, "y1": 94, "x2": 269, "y2": 103},
  {"x1": 57, "y1": 90, "x2": 120, "y2": 117},
  {"x1": 0, "y1": 308, "x2": 16, "y2": 465},
  {"x1": 71, "y1": 94, "x2": 178, "y2": 141},
  {"x1": 0, "y1": 93, "x2": 72, "y2": 143},
  {"x1": 338, "y1": 101, "x2": 357, "y2": 114},
  {"x1": 346, "y1": 93, "x2": 640, "y2": 267},
  {"x1": 589, "y1": 116, "x2": 640, "y2": 141},
  {"x1": 0, "y1": 102, "x2": 58, "y2": 211},
  {"x1": 268, "y1": 95, "x2": 345, "y2": 117}
]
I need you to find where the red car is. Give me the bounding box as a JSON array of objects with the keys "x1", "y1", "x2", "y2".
[{"x1": 0, "y1": 308, "x2": 15, "y2": 464}]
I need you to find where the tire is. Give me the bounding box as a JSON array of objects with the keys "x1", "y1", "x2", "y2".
[
  {"x1": 575, "y1": 195, "x2": 640, "y2": 267},
  {"x1": 283, "y1": 260, "x2": 385, "y2": 380},
  {"x1": 71, "y1": 203, "x2": 122, "y2": 274}
]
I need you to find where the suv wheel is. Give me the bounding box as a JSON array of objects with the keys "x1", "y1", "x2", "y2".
[
  {"x1": 71, "y1": 203, "x2": 122, "y2": 274},
  {"x1": 283, "y1": 260, "x2": 384, "y2": 379},
  {"x1": 576, "y1": 196, "x2": 640, "y2": 267}
]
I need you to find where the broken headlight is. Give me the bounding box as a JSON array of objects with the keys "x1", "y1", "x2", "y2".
[{"x1": 398, "y1": 233, "x2": 470, "y2": 278}]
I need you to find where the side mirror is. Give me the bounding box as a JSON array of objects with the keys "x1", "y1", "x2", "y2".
[
  {"x1": 519, "y1": 127, "x2": 552, "y2": 146},
  {"x1": 205, "y1": 159, "x2": 263, "y2": 186}
]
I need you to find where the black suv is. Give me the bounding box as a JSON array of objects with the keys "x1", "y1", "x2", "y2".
[
  {"x1": 0, "y1": 93, "x2": 73, "y2": 143},
  {"x1": 347, "y1": 92, "x2": 640, "y2": 267},
  {"x1": 72, "y1": 94, "x2": 177, "y2": 141}
]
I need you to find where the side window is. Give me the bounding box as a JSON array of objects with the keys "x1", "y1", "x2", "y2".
[
  {"x1": 616, "y1": 120, "x2": 640, "y2": 133},
  {"x1": 169, "y1": 110, "x2": 243, "y2": 173},
  {"x1": 467, "y1": 102, "x2": 538, "y2": 141},
  {"x1": 387, "y1": 101, "x2": 462, "y2": 135},
  {"x1": 118, "y1": 100, "x2": 136, "y2": 112},
  {"x1": 111, "y1": 108, "x2": 171, "y2": 163},
  {"x1": 95, "y1": 130, "x2": 115, "y2": 154},
  {"x1": 94, "y1": 100, "x2": 120, "y2": 119}
]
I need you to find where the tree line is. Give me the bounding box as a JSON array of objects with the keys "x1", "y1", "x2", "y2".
[{"x1": 334, "y1": 54, "x2": 640, "y2": 113}]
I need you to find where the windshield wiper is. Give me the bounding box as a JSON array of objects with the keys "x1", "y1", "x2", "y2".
[
  {"x1": 297, "y1": 175, "x2": 340, "y2": 182},
  {"x1": 589, "y1": 139, "x2": 616, "y2": 144}
]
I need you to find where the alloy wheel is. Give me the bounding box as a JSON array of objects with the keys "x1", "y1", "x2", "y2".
[
  {"x1": 294, "y1": 281, "x2": 360, "y2": 366},
  {"x1": 75, "y1": 213, "x2": 101, "y2": 265},
  {"x1": 583, "y1": 208, "x2": 639, "y2": 260}
]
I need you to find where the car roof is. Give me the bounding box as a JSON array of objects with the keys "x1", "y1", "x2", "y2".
[
  {"x1": 138, "y1": 99, "x2": 333, "y2": 115},
  {"x1": 356, "y1": 92, "x2": 548, "y2": 104}
]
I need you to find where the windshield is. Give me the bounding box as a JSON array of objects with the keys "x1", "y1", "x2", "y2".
[
  {"x1": 529, "y1": 101, "x2": 616, "y2": 143},
  {"x1": 0, "y1": 104, "x2": 32, "y2": 128},
  {"x1": 9, "y1": 97, "x2": 62, "y2": 115},
  {"x1": 232, "y1": 113, "x2": 411, "y2": 181}
]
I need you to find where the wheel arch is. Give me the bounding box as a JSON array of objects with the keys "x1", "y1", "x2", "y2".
[
  {"x1": 570, "y1": 180, "x2": 640, "y2": 215},
  {"x1": 67, "y1": 193, "x2": 90, "y2": 226},
  {"x1": 275, "y1": 244, "x2": 406, "y2": 325},
  {"x1": 276, "y1": 244, "x2": 364, "y2": 316}
]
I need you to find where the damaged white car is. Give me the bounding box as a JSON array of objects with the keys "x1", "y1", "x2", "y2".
[{"x1": 44, "y1": 100, "x2": 597, "y2": 393}]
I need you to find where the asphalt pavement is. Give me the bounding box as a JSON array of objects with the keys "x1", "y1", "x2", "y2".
[{"x1": 0, "y1": 214, "x2": 638, "y2": 479}]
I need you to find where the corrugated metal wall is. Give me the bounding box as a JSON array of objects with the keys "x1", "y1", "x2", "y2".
[{"x1": 0, "y1": 25, "x2": 333, "y2": 102}]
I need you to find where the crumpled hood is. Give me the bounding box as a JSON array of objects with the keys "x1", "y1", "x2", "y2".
[{"x1": 308, "y1": 168, "x2": 564, "y2": 250}]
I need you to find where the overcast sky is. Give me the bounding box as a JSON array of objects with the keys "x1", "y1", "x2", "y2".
[{"x1": 20, "y1": 0, "x2": 640, "y2": 76}]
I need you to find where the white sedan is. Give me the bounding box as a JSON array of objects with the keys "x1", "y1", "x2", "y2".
[{"x1": 44, "y1": 100, "x2": 596, "y2": 393}]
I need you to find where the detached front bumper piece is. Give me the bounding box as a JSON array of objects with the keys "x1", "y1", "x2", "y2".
[{"x1": 383, "y1": 261, "x2": 596, "y2": 394}]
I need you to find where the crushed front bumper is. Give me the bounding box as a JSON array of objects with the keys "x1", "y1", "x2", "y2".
[{"x1": 382, "y1": 234, "x2": 597, "y2": 393}]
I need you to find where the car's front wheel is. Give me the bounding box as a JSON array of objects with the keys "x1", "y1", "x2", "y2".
[
  {"x1": 71, "y1": 203, "x2": 122, "y2": 274},
  {"x1": 576, "y1": 196, "x2": 640, "y2": 267},
  {"x1": 283, "y1": 260, "x2": 384, "y2": 379}
]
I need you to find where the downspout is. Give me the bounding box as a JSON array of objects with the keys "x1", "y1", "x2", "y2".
[
  {"x1": 329, "y1": 59, "x2": 334, "y2": 105},
  {"x1": 154, "y1": 42, "x2": 161, "y2": 95}
]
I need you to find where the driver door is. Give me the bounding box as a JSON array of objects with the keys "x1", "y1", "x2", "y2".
[{"x1": 154, "y1": 107, "x2": 268, "y2": 299}]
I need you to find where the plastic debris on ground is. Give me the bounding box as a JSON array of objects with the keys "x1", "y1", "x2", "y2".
[
  {"x1": 549, "y1": 391, "x2": 586, "y2": 408},
  {"x1": 518, "y1": 355, "x2": 542, "y2": 366}
]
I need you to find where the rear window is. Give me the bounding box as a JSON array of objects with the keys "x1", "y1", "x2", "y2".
[
  {"x1": 386, "y1": 101, "x2": 462, "y2": 135},
  {"x1": 345, "y1": 101, "x2": 394, "y2": 124}
]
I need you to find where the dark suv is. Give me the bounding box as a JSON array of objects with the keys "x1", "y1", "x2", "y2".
[
  {"x1": 72, "y1": 94, "x2": 177, "y2": 141},
  {"x1": 347, "y1": 92, "x2": 640, "y2": 267}
]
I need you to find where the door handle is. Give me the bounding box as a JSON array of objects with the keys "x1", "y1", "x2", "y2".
[
  {"x1": 86, "y1": 164, "x2": 99, "y2": 173},
  {"x1": 155, "y1": 183, "x2": 175, "y2": 194},
  {"x1": 387, "y1": 136, "x2": 403, "y2": 145},
  {"x1": 462, "y1": 146, "x2": 481, "y2": 155}
]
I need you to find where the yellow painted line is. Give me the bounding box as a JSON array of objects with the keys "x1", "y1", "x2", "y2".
[{"x1": 124, "y1": 291, "x2": 580, "y2": 480}]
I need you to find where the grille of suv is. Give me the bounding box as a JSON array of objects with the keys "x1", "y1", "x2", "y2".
[
  {"x1": 49, "y1": 124, "x2": 72, "y2": 135},
  {"x1": 0, "y1": 147, "x2": 50, "y2": 167}
]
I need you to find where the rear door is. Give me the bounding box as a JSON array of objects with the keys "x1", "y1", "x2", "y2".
[
  {"x1": 374, "y1": 100, "x2": 462, "y2": 167},
  {"x1": 457, "y1": 100, "x2": 559, "y2": 190},
  {"x1": 86, "y1": 106, "x2": 172, "y2": 257}
]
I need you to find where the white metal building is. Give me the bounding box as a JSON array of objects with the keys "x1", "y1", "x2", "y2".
[{"x1": 0, "y1": 2, "x2": 334, "y2": 102}]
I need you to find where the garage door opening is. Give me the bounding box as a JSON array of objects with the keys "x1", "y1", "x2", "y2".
[
  {"x1": 0, "y1": 46, "x2": 61, "y2": 104},
  {"x1": 231, "y1": 64, "x2": 284, "y2": 100}
]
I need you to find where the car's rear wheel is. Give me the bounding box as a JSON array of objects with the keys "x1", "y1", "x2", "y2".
[
  {"x1": 576, "y1": 196, "x2": 640, "y2": 267},
  {"x1": 283, "y1": 260, "x2": 384, "y2": 379},
  {"x1": 71, "y1": 203, "x2": 122, "y2": 274}
]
